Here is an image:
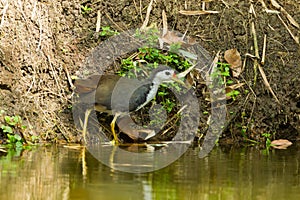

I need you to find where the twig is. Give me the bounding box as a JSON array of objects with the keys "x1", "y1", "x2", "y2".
[
  {"x1": 132, "y1": 0, "x2": 143, "y2": 22},
  {"x1": 250, "y1": 21, "x2": 259, "y2": 85},
  {"x1": 261, "y1": 34, "x2": 267, "y2": 65},
  {"x1": 220, "y1": 0, "x2": 229, "y2": 8},
  {"x1": 251, "y1": 22, "x2": 260, "y2": 59},
  {"x1": 270, "y1": 0, "x2": 299, "y2": 28},
  {"x1": 36, "y1": 13, "x2": 43, "y2": 51},
  {"x1": 257, "y1": 63, "x2": 280, "y2": 103},
  {"x1": 184, "y1": 1, "x2": 188, "y2": 10},
  {"x1": 259, "y1": 0, "x2": 280, "y2": 14},
  {"x1": 277, "y1": 14, "x2": 299, "y2": 44},
  {"x1": 179, "y1": 10, "x2": 219, "y2": 15},
  {"x1": 162, "y1": 10, "x2": 167, "y2": 36},
  {"x1": 240, "y1": 75, "x2": 257, "y2": 132},
  {"x1": 104, "y1": 12, "x2": 126, "y2": 33},
  {"x1": 160, "y1": 105, "x2": 187, "y2": 135},
  {"x1": 249, "y1": 3, "x2": 256, "y2": 18},
  {"x1": 63, "y1": 64, "x2": 75, "y2": 90},
  {"x1": 46, "y1": 54, "x2": 64, "y2": 97},
  {"x1": 139, "y1": 0, "x2": 143, "y2": 22},
  {"x1": 0, "y1": 0, "x2": 9, "y2": 29},
  {"x1": 31, "y1": 0, "x2": 37, "y2": 19},
  {"x1": 201, "y1": 1, "x2": 205, "y2": 10},
  {"x1": 96, "y1": 10, "x2": 101, "y2": 32},
  {"x1": 140, "y1": 0, "x2": 154, "y2": 30}
]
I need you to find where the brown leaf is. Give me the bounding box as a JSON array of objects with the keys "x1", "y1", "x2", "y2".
[
  {"x1": 224, "y1": 49, "x2": 242, "y2": 77},
  {"x1": 159, "y1": 31, "x2": 185, "y2": 48}
]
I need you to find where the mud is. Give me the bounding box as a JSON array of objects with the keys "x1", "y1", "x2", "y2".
[{"x1": 0, "y1": 0, "x2": 299, "y2": 144}]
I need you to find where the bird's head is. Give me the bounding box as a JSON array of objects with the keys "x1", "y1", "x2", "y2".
[{"x1": 150, "y1": 66, "x2": 185, "y2": 85}]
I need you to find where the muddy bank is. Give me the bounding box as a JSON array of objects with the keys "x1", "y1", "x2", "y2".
[{"x1": 0, "y1": 0, "x2": 299, "y2": 144}]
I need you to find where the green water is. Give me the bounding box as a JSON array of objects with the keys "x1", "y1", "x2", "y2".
[{"x1": 0, "y1": 144, "x2": 300, "y2": 200}]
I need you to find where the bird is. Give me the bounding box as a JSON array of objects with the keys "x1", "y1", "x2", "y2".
[{"x1": 74, "y1": 65, "x2": 185, "y2": 144}]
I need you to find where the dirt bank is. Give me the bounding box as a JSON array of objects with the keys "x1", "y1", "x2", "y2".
[{"x1": 0, "y1": 0, "x2": 299, "y2": 144}]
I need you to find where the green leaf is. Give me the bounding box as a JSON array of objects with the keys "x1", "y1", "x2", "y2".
[
  {"x1": 13, "y1": 116, "x2": 21, "y2": 123},
  {"x1": 7, "y1": 134, "x2": 16, "y2": 143},
  {"x1": 226, "y1": 80, "x2": 234, "y2": 84},
  {"x1": 1, "y1": 125, "x2": 13, "y2": 133},
  {"x1": 16, "y1": 141, "x2": 23, "y2": 148},
  {"x1": 14, "y1": 134, "x2": 22, "y2": 141}
]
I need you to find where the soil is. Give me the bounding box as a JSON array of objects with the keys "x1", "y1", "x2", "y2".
[{"x1": 0, "y1": 0, "x2": 299, "y2": 144}]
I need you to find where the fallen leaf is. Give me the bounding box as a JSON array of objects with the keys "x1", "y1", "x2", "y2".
[
  {"x1": 224, "y1": 49, "x2": 242, "y2": 77},
  {"x1": 159, "y1": 10, "x2": 186, "y2": 49},
  {"x1": 159, "y1": 31, "x2": 185, "y2": 49},
  {"x1": 271, "y1": 139, "x2": 292, "y2": 149}
]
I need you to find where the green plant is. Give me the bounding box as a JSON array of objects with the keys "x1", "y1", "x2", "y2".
[
  {"x1": 262, "y1": 133, "x2": 272, "y2": 148},
  {"x1": 211, "y1": 62, "x2": 240, "y2": 100},
  {"x1": 6, "y1": 134, "x2": 23, "y2": 149},
  {"x1": 1, "y1": 125, "x2": 13, "y2": 134},
  {"x1": 99, "y1": 26, "x2": 119, "y2": 37},
  {"x1": 81, "y1": 5, "x2": 92, "y2": 14},
  {"x1": 0, "y1": 114, "x2": 27, "y2": 148},
  {"x1": 261, "y1": 132, "x2": 272, "y2": 155},
  {"x1": 4, "y1": 115, "x2": 25, "y2": 128},
  {"x1": 169, "y1": 43, "x2": 182, "y2": 53},
  {"x1": 116, "y1": 47, "x2": 190, "y2": 113},
  {"x1": 226, "y1": 89, "x2": 240, "y2": 100}
]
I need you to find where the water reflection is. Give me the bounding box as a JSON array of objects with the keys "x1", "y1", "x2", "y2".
[{"x1": 1, "y1": 144, "x2": 300, "y2": 200}]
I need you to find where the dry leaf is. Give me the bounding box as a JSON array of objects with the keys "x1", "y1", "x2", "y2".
[
  {"x1": 271, "y1": 139, "x2": 292, "y2": 149},
  {"x1": 224, "y1": 49, "x2": 242, "y2": 77},
  {"x1": 159, "y1": 10, "x2": 186, "y2": 48},
  {"x1": 159, "y1": 31, "x2": 185, "y2": 48}
]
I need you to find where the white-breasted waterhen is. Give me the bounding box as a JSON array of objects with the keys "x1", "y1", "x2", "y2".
[{"x1": 74, "y1": 65, "x2": 185, "y2": 144}]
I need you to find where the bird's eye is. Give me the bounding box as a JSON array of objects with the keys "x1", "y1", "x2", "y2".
[{"x1": 165, "y1": 71, "x2": 171, "y2": 76}]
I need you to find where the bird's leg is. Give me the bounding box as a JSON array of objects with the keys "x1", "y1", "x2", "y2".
[
  {"x1": 110, "y1": 112, "x2": 121, "y2": 144},
  {"x1": 82, "y1": 109, "x2": 92, "y2": 145}
]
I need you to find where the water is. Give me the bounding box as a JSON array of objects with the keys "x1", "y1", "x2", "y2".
[{"x1": 0, "y1": 144, "x2": 300, "y2": 200}]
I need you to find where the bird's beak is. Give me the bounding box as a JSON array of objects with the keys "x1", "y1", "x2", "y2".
[{"x1": 171, "y1": 73, "x2": 187, "y2": 87}]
